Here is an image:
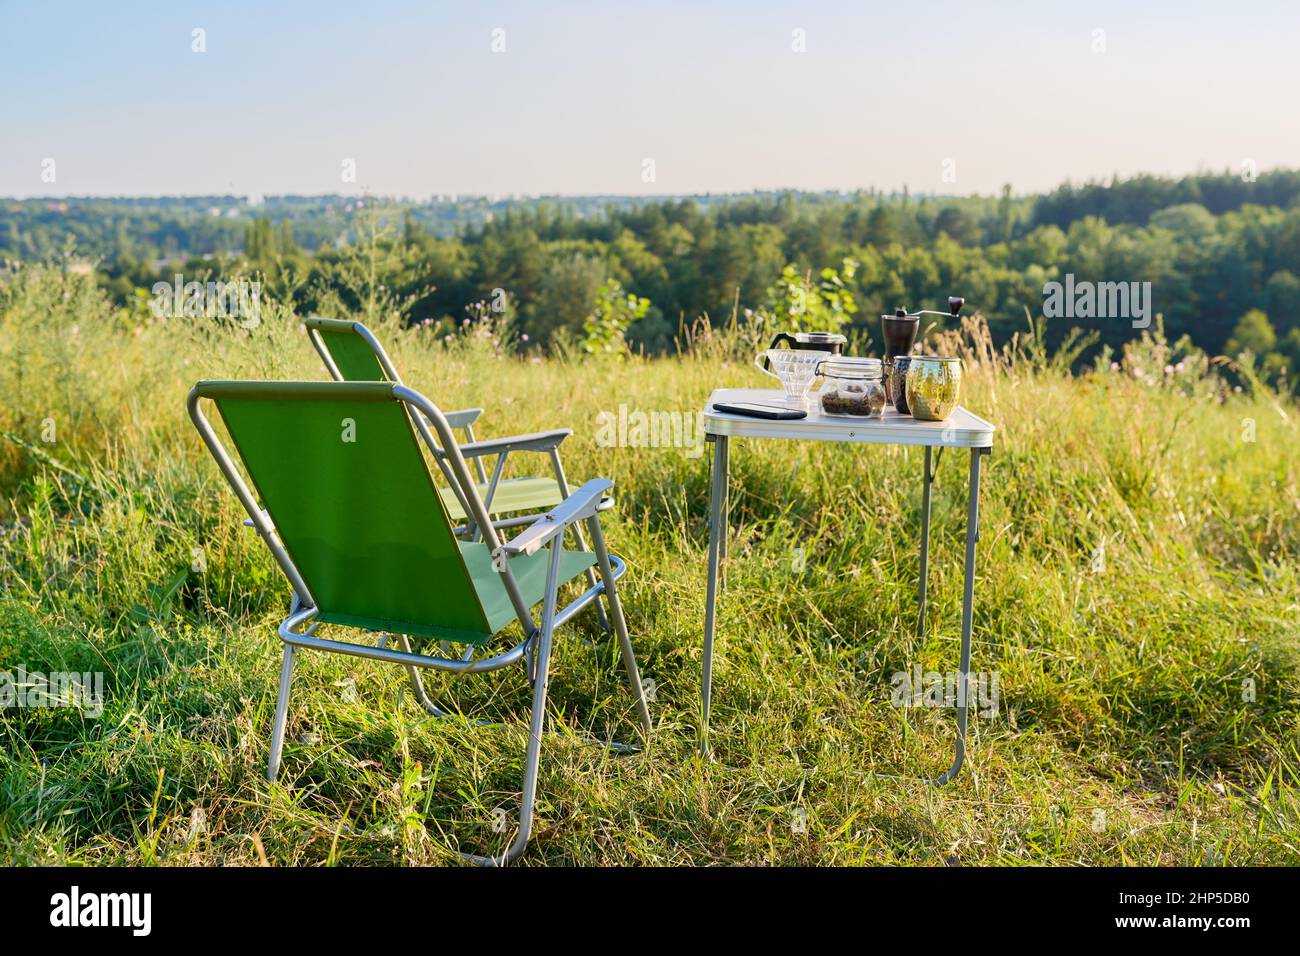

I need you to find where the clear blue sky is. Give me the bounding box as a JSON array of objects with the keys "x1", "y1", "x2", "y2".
[{"x1": 2, "y1": 0, "x2": 1297, "y2": 198}]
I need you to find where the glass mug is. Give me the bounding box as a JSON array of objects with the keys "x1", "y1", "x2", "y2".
[{"x1": 904, "y1": 356, "x2": 963, "y2": 421}]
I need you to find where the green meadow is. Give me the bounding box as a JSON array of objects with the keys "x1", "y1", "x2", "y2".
[{"x1": 1, "y1": 262, "x2": 1297, "y2": 865}]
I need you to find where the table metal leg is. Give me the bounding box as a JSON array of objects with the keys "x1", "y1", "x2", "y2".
[
  {"x1": 718, "y1": 436, "x2": 729, "y2": 586},
  {"x1": 917, "y1": 446, "x2": 933, "y2": 639},
  {"x1": 700, "y1": 434, "x2": 728, "y2": 757},
  {"x1": 932, "y1": 446, "x2": 983, "y2": 785}
]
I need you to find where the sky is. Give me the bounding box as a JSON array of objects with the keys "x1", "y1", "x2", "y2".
[{"x1": 2, "y1": 0, "x2": 1298, "y2": 199}]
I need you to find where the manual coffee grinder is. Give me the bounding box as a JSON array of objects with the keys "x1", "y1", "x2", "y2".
[{"x1": 882, "y1": 295, "x2": 964, "y2": 406}]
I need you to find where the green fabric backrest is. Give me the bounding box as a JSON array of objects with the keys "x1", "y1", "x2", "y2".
[
  {"x1": 308, "y1": 320, "x2": 389, "y2": 382},
  {"x1": 201, "y1": 381, "x2": 494, "y2": 644}
]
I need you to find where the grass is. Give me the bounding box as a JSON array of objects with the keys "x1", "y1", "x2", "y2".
[{"x1": 1, "y1": 263, "x2": 1298, "y2": 865}]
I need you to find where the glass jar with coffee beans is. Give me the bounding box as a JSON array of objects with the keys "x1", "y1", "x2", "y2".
[{"x1": 816, "y1": 357, "x2": 886, "y2": 417}]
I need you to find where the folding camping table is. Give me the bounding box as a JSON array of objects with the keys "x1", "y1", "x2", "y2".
[{"x1": 699, "y1": 387, "x2": 996, "y2": 783}]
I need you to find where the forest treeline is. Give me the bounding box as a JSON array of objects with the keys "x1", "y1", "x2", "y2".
[{"x1": 4, "y1": 168, "x2": 1300, "y2": 379}]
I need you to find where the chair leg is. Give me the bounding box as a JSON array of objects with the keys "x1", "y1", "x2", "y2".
[
  {"x1": 465, "y1": 540, "x2": 564, "y2": 866},
  {"x1": 573, "y1": 523, "x2": 612, "y2": 636},
  {"x1": 484, "y1": 621, "x2": 553, "y2": 866},
  {"x1": 549, "y1": 447, "x2": 611, "y2": 636},
  {"x1": 267, "y1": 644, "x2": 297, "y2": 782},
  {"x1": 586, "y1": 515, "x2": 653, "y2": 739},
  {"x1": 396, "y1": 634, "x2": 452, "y2": 717}
]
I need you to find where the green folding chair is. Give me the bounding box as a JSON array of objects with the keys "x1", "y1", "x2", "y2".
[
  {"x1": 304, "y1": 316, "x2": 609, "y2": 634},
  {"x1": 188, "y1": 379, "x2": 652, "y2": 865}
]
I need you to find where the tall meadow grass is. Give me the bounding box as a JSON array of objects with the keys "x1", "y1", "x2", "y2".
[{"x1": 1, "y1": 262, "x2": 1297, "y2": 864}]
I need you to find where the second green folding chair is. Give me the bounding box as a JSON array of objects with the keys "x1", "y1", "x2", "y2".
[{"x1": 303, "y1": 316, "x2": 609, "y2": 632}]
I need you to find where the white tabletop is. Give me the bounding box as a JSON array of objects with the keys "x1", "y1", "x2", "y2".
[{"x1": 703, "y1": 388, "x2": 995, "y2": 448}]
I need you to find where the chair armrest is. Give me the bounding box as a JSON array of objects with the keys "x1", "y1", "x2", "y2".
[
  {"x1": 441, "y1": 407, "x2": 484, "y2": 431},
  {"x1": 496, "y1": 478, "x2": 612, "y2": 557},
  {"x1": 457, "y1": 429, "x2": 572, "y2": 459}
]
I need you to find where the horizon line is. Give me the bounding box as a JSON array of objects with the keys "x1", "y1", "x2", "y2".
[{"x1": 5, "y1": 164, "x2": 1292, "y2": 206}]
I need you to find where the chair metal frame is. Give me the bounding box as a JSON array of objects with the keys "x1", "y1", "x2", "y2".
[{"x1": 188, "y1": 379, "x2": 652, "y2": 865}]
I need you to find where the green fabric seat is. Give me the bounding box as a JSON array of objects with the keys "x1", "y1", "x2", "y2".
[
  {"x1": 318, "y1": 541, "x2": 595, "y2": 643},
  {"x1": 204, "y1": 380, "x2": 594, "y2": 646},
  {"x1": 458, "y1": 540, "x2": 595, "y2": 633},
  {"x1": 441, "y1": 476, "x2": 565, "y2": 521}
]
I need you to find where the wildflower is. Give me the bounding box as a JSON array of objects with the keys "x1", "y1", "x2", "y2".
[
  {"x1": 70, "y1": 325, "x2": 79, "y2": 336},
  {"x1": 1175, "y1": 361, "x2": 1186, "y2": 373},
  {"x1": 1164, "y1": 364, "x2": 1174, "y2": 375},
  {"x1": 1110, "y1": 361, "x2": 1120, "y2": 371},
  {"x1": 1233, "y1": 385, "x2": 1243, "y2": 393},
  {"x1": 521, "y1": 333, "x2": 529, "y2": 342}
]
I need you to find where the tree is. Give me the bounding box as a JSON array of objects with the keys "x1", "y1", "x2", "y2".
[
  {"x1": 762, "y1": 259, "x2": 859, "y2": 333},
  {"x1": 933, "y1": 206, "x2": 982, "y2": 246},
  {"x1": 245, "y1": 217, "x2": 278, "y2": 262},
  {"x1": 1265, "y1": 270, "x2": 1300, "y2": 333},
  {"x1": 1225, "y1": 309, "x2": 1276, "y2": 357},
  {"x1": 1277, "y1": 327, "x2": 1300, "y2": 370},
  {"x1": 999, "y1": 183, "x2": 1016, "y2": 241},
  {"x1": 528, "y1": 254, "x2": 606, "y2": 342},
  {"x1": 580, "y1": 279, "x2": 650, "y2": 356},
  {"x1": 1149, "y1": 203, "x2": 1217, "y2": 239},
  {"x1": 863, "y1": 204, "x2": 897, "y2": 247}
]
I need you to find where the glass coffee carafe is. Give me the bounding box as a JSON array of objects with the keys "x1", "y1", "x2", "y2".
[{"x1": 759, "y1": 331, "x2": 846, "y2": 371}]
